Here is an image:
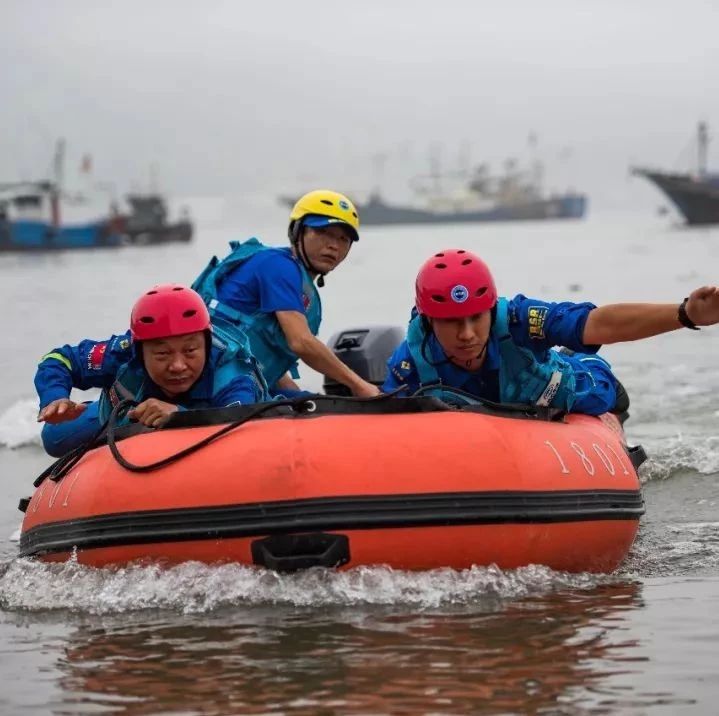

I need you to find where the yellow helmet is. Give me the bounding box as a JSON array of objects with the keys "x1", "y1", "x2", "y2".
[{"x1": 288, "y1": 189, "x2": 360, "y2": 242}]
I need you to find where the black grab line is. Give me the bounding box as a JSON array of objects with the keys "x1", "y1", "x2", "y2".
[{"x1": 20, "y1": 489, "x2": 644, "y2": 557}]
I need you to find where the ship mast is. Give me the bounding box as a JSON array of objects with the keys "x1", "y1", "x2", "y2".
[
  {"x1": 50, "y1": 138, "x2": 66, "y2": 229},
  {"x1": 697, "y1": 121, "x2": 709, "y2": 177}
]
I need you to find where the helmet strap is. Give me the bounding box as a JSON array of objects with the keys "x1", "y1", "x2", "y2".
[
  {"x1": 420, "y1": 317, "x2": 453, "y2": 369},
  {"x1": 291, "y1": 221, "x2": 327, "y2": 288}
]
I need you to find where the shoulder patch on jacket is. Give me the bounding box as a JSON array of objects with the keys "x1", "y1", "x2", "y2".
[
  {"x1": 111, "y1": 336, "x2": 131, "y2": 351},
  {"x1": 527, "y1": 306, "x2": 548, "y2": 339}
]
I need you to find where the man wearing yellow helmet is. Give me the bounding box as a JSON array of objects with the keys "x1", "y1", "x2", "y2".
[{"x1": 192, "y1": 189, "x2": 380, "y2": 398}]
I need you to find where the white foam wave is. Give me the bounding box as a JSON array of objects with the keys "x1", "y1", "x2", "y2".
[
  {"x1": 0, "y1": 558, "x2": 612, "y2": 615},
  {"x1": 0, "y1": 399, "x2": 42, "y2": 449},
  {"x1": 639, "y1": 434, "x2": 719, "y2": 481}
]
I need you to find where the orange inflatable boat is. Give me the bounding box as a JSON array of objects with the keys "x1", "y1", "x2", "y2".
[{"x1": 19, "y1": 394, "x2": 646, "y2": 573}]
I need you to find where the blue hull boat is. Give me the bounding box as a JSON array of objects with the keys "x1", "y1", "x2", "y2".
[{"x1": 1, "y1": 219, "x2": 123, "y2": 252}]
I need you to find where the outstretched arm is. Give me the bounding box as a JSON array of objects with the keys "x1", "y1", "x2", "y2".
[
  {"x1": 583, "y1": 286, "x2": 719, "y2": 345},
  {"x1": 35, "y1": 333, "x2": 132, "y2": 422},
  {"x1": 276, "y1": 310, "x2": 381, "y2": 397}
]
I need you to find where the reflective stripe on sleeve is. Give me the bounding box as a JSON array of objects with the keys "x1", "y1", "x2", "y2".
[{"x1": 39, "y1": 352, "x2": 72, "y2": 371}]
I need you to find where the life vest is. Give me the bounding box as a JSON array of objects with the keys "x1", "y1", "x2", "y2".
[
  {"x1": 406, "y1": 297, "x2": 578, "y2": 409},
  {"x1": 192, "y1": 238, "x2": 322, "y2": 387},
  {"x1": 97, "y1": 326, "x2": 266, "y2": 424}
]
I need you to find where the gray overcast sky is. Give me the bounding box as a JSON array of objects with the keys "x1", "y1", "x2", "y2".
[{"x1": 2, "y1": 0, "x2": 718, "y2": 210}]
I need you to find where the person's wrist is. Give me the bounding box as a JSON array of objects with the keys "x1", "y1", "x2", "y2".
[{"x1": 678, "y1": 297, "x2": 700, "y2": 330}]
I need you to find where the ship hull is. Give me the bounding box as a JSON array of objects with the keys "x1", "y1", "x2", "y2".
[
  {"x1": 0, "y1": 219, "x2": 123, "y2": 252},
  {"x1": 360, "y1": 195, "x2": 586, "y2": 225},
  {"x1": 122, "y1": 220, "x2": 193, "y2": 245},
  {"x1": 633, "y1": 169, "x2": 719, "y2": 225}
]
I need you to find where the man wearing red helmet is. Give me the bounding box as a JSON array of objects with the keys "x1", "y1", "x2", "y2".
[
  {"x1": 35, "y1": 284, "x2": 265, "y2": 457},
  {"x1": 384, "y1": 249, "x2": 719, "y2": 414}
]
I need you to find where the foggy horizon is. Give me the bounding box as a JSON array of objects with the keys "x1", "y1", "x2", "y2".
[{"x1": 3, "y1": 0, "x2": 718, "y2": 213}]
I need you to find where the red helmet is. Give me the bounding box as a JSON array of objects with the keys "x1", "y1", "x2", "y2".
[
  {"x1": 415, "y1": 249, "x2": 497, "y2": 319},
  {"x1": 130, "y1": 284, "x2": 211, "y2": 341}
]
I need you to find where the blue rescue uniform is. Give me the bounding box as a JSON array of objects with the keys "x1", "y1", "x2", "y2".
[
  {"x1": 383, "y1": 294, "x2": 617, "y2": 415},
  {"x1": 35, "y1": 331, "x2": 264, "y2": 457},
  {"x1": 193, "y1": 239, "x2": 321, "y2": 396}
]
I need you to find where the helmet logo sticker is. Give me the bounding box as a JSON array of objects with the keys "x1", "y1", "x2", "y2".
[
  {"x1": 451, "y1": 284, "x2": 469, "y2": 303},
  {"x1": 339, "y1": 200, "x2": 350, "y2": 210}
]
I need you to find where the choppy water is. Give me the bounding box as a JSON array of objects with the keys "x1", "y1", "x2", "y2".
[{"x1": 1, "y1": 203, "x2": 718, "y2": 714}]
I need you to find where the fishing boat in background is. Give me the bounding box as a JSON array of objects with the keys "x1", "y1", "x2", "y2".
[
  {"x1": 1, "y1": 140, "x2": 194, "y2": 252},
  {"x1": 115, "y1": 193, "x2": 193, "y2": 245},
  {"x1": 0, "y1": 180, "x2": 122, "y2": 252},
  {"x1": 0, "y1": 139, "x2": 123, "y2": 253},
  {"x1": 279, "y1": 142, "x2": 587, "y2": 226},
  {"x1": 632, "y1": 122, "x2": 719, "y2": 225}
]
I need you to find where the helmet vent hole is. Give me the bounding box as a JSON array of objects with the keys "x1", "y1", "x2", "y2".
[
  {"x1": 461, "y1": 259, "x2": 472, "y2": 265},
  {"x1": 431, "y1": 294, "x2": 446, "y2": 303},
  {"x1": 320, "y1": 199, "x2": 333, "y2": 206},
  {"x1": 182, "y1": 309, "x2": 197, "y2": 318},
  {"x1": 147, "y1": 290, "x2": 158, "y2": 295},
  {"x1": 434, "y1": 252, "x2": 445, "y2": 257},
  {"x1": 352, "y1": 212, "x2": 357, "y2": 218},
  {"x1": 139, "y1": 316, "x2": 155, "y2": 324},
  {"x1": 435, "y1": 262, "x2": 447, "y2": 269},
  {"x1": 475, "y1": 287, "x2": 487, "y2": 297},
  {"x1": 172, "y1": 286, "x2": 184, "y2": 292},
  {"x1": 457, "y1": 250, "x2": 466, "y2": 254}
]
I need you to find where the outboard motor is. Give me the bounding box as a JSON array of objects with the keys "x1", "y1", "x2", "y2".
[{"x1": 323, "y1": 325, "x2": 405, "y2": 396}]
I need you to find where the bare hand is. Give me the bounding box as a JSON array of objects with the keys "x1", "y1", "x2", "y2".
[
  {"x1": 37, "y1": 399, "x2": 88, "y2": 424},
  {"x1": 351, "y1": 380, "x2": 382, "y2": 398},
  {"x1": 686, "y1": 286, "x2": 719, "y2": 326},
  {"x1": 128, "y1": 399, "x2": 179, "y2": 428}
]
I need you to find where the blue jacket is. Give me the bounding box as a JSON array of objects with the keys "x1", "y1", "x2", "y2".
[
  {"x1": 35, "y1": 330, "x2": 265, "y2": 424},
  {"x1": 384, "y1": 294, "x2": 617, "y2": 415},
  {"x1": 192, "y1": 238, "x2": 322, "y2": 388}
]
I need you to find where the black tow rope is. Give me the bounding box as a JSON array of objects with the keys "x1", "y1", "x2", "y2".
[
  {"x1": 410, "y1": 383, "x2": 565, "y2": 420},
  {"x1": 107, "y1": 398, "x2": 301, "y2": 473},
  {"x1": 107, "y1": 392, "x2": 409, "y2": 473},
  {"x1": 32, "y1": 391, "x2": 401, "y2": 484}
]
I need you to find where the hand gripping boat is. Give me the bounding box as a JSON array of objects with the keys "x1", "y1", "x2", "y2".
[{"x1": 19, "y1": 327, "x2": 646, "y2": 573}]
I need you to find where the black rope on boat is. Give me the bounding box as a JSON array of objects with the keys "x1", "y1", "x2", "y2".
[
  {"x1": 410, "y1": 383, "x2": 512, "y2": 410},
  {"x1": 107, "y1": 398, "x2": 293, "y2": 473},
  {"x1": 410, "y1": 383, "x2": 564, "y2": 420},
  {"x1": 32, "y1": 393, "x2": 401, "y2": 483},
  {"x1": 105, "y1": 392, "x2": 398, "y2": 473}
]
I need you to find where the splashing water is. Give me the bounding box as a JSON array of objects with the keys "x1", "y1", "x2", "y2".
[
  {"x1": 0, "y1": 399, "x2": 42, "y2": 449},
  {"x1": 0, "y1": 557, "x2": 615, "y2": 616}
]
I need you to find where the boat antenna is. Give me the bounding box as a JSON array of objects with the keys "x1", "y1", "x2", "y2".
[
  {"x1": 50, "y1": 138, "x2": 66, "y2": 229},
  {"x1": 698, "y1": 121, "x2": 709, "y2": 177},
  {"x1": 52, "y1": 138, "x2": 65, "y2": 191}
]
